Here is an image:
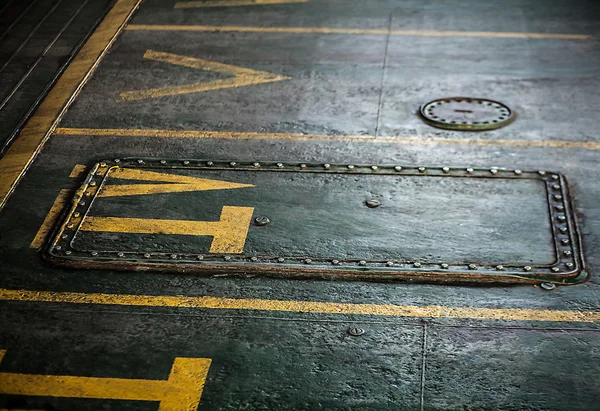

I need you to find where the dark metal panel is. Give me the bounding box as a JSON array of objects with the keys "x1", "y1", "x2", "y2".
[{"x1": 45, "y1": 159, "x2": 585, "y2": 284}]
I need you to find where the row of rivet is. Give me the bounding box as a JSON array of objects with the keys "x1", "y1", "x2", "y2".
[{"x1": 550, "y1": 179, "x2": 575, "y2": 271}]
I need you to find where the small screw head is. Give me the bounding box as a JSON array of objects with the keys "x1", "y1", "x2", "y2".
[
  {"x1": 554, "y1": 195, "x2": 563, "y2": 201},
  {"x1": 197, "y1": 255, "x2": 204, "y2": 260},
  {"x1": 559, "y1": 227, "x2": 568, "y2": 233},
  {"x1": 348, "y1": 327, "x2": 365, "y2": 337},
  {"x1": 394, "y1": 166, "x2": 402, "y2": 172},
  {"x1": 277, "y1": 257, "x2": 285, "y2": 263},
  {"x1": 557, "y1": 215, "x2": 566, "y2": 221},
  {"x1": 61, "y1": 234, "x2": 68, "y2": 240},
  {"x1": 552, "y1": 184, "x2": 561, "y2": 190},
  {"x1": 418, "y1": 167, "x2": 426, "y2": 173},
  {"x1": 538, "y1": 171, "x2": 546, "y2": 175},
  {"x1": 365, "y1": 199, "x2": 380, "y2": 208},
  {"x1": 561, "y1": 239, "x2": 570, "y2": 245},
  {"x1": 514, "y1": 170, "x2": 522, "y2": 175},
  {"x1": 386, "y1": 261, "x2": 394, "y2": 267},
  {"x1": 347, "y1": 165, "x2": 355, "y2": 170},
  {"x1": 160, "y1": 160, "x2": 167, "y2": 164},
  {"x1": 300, "y1": 164, "x2": 307, "y2": 169},
  {"x1": 540, "y1": 282, "x2": 556, "y2": 291},
  {"x1": 552, "y1": 267, "x2": 561, "y2": 272},
  {"x1": 276, "y1": 163, "x2": 284, "y2": 168},
  {"x1": 555, "y1": 205, "x2": 565, "y2": 211},
  {"x1": 490, "y1": 168, "x2": 498, "y2": 174},
  {"x1": 323, "y1": 164, "x2": 331, "y2": 169},
  {"x1": 91, "y1": 251, "x2": 98, "y2": 256},
  {"x1": 170, "y1": 254, "x2": 177, "y2": 259},
  {"x1": 466, "y1": 168, "x2": 474, "y2": 173},
  {"x1": 371, "y1": 166, "x2": 378, "y2": 171},
  {"x1": 73, "y1": 212, "x2": 80, "y2": 218},
  {"x1": 144, "y1": 253, "x2": 151, "y2": 258},
  {"x1": 413, "y1": 262, "x2": 422, "y2": 268},
  {"x1": 253, "y1": 162, "x2": 260, "y2": 167},
  {"x1": 304, "y1": 258, "x2": 312, "y2": 264},
  {"x1": 79, "y1": 201, "x2": 86, "y2": 206},
  {"x1": 496, "y1": 265, "x2": 504, "y2": 271},
  {"x1": 230, "y1": 162, "x2": 237, "y2": 167},
  {"x1": 254, "y1": 216, "x2": 270, "y2": 226},
  {"x1": 468, "y1": 264, "x2": 477, "y2": 270},
  {"x1": 440, "y1": 263, "x2": 449, "y2": 269},
  {"x1": 66, "y1": 223, "x2": 74, "y2": 229},
  {"x1": 565, "y1": 262, "x2": 574, "y2": 268},
  {"x1": 524, "y1": 266, "x2": 532, "y2": 272},
  {"x1": 118, "y1": 252, "x2": 125, "y2": 257},
  {"x1": 359, "y1": 260, "x2": 367, "y2": 266},
  {"x1": 442, "y1": 167, "x2": 450, "y2": 173},
  {"x1": 183, "y1": 160, "x2": 190, "y2": 165},
  {"x1": 65, "y1": 251, "x2": 72, "y2": 255}
]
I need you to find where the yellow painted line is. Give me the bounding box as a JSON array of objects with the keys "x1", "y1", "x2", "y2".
[
  {"x1": 30, "y1": 189, "x2": 70, "y2": 249},
  {"x1": 69, "y1": 163, "x2": 88, "y2": 178},
  {"x1": 119, "y1": 49, "x2": 291, "y2": 101},
  {"x1": 0, "y1": 0, "x2": 142, "y2": 211},
  {"x1": 54, "y1": 127, "x2": 600, "y2": 151},
  {"x1": 0, "y1": 289, "x2": 599, "y2": 323},
  {"x1": 175, "y1": 0, "x2": 308, "y2": 8},
  {"x1": 81, "y1": 206, "x2": 255, "y2": 253},
  {"x1": 125, "y1": 25, "x2": 593, "y2": 40},
  {"x1": 0, "y1": 350, "x2": 211, "y2": 411}
]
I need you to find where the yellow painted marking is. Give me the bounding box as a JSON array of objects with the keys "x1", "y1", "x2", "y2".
[
  {"x1": 54, "y1": 127, "x2": 600, "y2": 151},
  {"x1": 69, "y1": 164, "x2": 87, "y2": 178},
  {"x1": 80, "y1": 206, "x2": 254, "y2": 253},
  {"x1": 99, "y1": 168, "x2": 254, "y2": 197},
  {"x1": 0, "y1": 289, "x2": 599, "y2": 323},
  {"x1": 0, "y1": 350, "x2": 211, "y2": 411},
  {"x1": 30, "y1": 189, "x2": 71, "y2": 249},
  {"x1": 125, "y1": 25, "x2": 593, "y2": 40},
  {"x1": 0, "y1": 0, "x2": 142, "y2": 211},
  {"x1": 175, "y1": 0, "x2": 308, "y2": 8},
  {"x1": 119, "y1": 50, "x2": 291, "y2": 101}
]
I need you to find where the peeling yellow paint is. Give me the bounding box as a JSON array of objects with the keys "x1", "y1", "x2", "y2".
[
  {"x1": 68, "y1": 164, "x2": 88, "y2": 178},
  {"x1": 80, "y1": 206, "x2": 255, "y2": 253},
  {"x1": 0, "y1": 350, "x2": 211, "y2": 411},
  {"x1": 118, "y1": 49, "x2": 291, "y2": 101},
  {"x1": 30, "y1": 189, "x2": 71, "y2": 249},
  {"x1": 125, "y1": 25, "x2": 593, "y2": 40},
  {"x1": 0, "y1": 290, "x2": 598, "y2": 323}
]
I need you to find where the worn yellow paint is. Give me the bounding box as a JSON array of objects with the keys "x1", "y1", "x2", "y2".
[
  {"x1": 0, "y1": 289, "x2": 599, "y2": 323},
  {"x1": 30, "y1": 189, "x2": 71, "y2": 249},
  {"x1": 68, "y1": 164, "x2": 88, "y2": 178},
  {"x1": 175, "y1": 0, "x2": 308, "y2": 8},
  {"x1": 119, "y1": 50, "x2": 291, "y2": 101},
  {"x1": 99, "y1": 168, "x2": 254, "y2": 197},
  {"x1": 125, "y1": 24, "x2": 593, "y2": 40},
  {"x1": 80, "y1": 206, "x2": 254, "y2": 253},
  {"x1": 0, "y1": 350, "x2": 211, "y2": 411},
  {"x1": 54, "y1": 127, "x2": 600, "y2": 151},
  {"x1": 0, "y1": 0, "x2": 142, "y2": 211}
]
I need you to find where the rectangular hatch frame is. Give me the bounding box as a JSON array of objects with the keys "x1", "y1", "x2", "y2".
[{"x1": 45, "y1": 159, "x2": 586, "y2": 285}]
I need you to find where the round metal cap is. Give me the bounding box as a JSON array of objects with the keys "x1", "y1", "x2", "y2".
[{"x1": 420, "y1": 97, "x2": 514, "y2": 131}]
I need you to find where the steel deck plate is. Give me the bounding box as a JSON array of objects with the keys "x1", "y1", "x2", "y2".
[{"x1": 45, "y1": 159, "x2": 585, "y2": 284}]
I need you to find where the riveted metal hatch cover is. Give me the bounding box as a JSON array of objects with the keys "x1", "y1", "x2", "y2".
[{"x1": 46, "y1": 159, "x2": 585, "y2": 284}]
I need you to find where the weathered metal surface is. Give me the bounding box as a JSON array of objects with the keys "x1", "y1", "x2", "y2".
[
  {"x1": 46, "y1": 159, "x2": 585, "y2": 284},
  {"x1": 420, "y1": 97, "x2": 514, "y2": 131}
]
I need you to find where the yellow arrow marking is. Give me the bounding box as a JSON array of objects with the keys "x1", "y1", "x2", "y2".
[
  {"x1": 175, "y1": 0, "x2": 307, "y2": 8},
  {"x1": 80, "y1": 206, "x2": 255, "y2": 253},
  {"x1": 119, "y1": 50, "x2": 291, "y2": 101},
  {"x1": 0, "y1": 350, "x2": 211, "y2": 411},
  {"x1": 99, "y1": 167, "x2": 254, "y2": 197}
]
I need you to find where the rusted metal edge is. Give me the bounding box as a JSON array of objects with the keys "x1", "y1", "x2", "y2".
[{"x1": 43, "y1": 159, "x2": 587, "y2": 285}]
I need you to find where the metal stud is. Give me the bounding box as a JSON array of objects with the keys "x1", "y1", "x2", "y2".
[
  {"x1": 251, "y1": 256, "x2": 258, "y2": 262},
  {"x1": 514, "y1": 170, "x2": 522, "y2": 175},
  {"x1": 332, "y1": 260, "x2": 340, "y2": 265},
  {"x1": 371, "y1": 165, "x2": 378, "y2": 171},
  {"x1": 468, "y1": 264, "x2": 477, "y2": 270},
  {"x1": 555, "y1": 205, "x2": 565, "y2": 211},
  {"x1": 183, "y1": 160, "x2": 190, "y2": 165},
  {"x1": 114, "y1": 159, "x2": 121, "y2": 163},
  {"x1": 277, "y1": 257, "x2": 285, "y2": 263},
  {"x1": 552, "y1": 267, "x2": 561, "y2": 272},
  {"x1": 55, "y1": 246, "x2": 62, "y2": 251},
  {"x1": 118, "y1": 252, "x2": 125, "y2": 257},
  {"x1": 561, "y1": 239, "x2": 570, "y2": 245},
  {"x1": 552, "y1": 184, "x2": 561, "y2": 190},
  {"x1": 305, "y1": 258, "x2": 312, "y2": 264},
  {"x1": 170, "y1": 254, "x2": 177, "y2": 259},
  {"x1": 442, "y1": 167, "x2": 450, "y2": 173},
  {"x1": 65, "y1": 251, "x2": 72, "y2": 255},
  {"x1": 160, "y1": 160, "x2": 167, "y2": 165},
  {"x1": 418, "y1": 167, "x2": 426, "y2": 173},
  {"x1": 89, "y1": 181, "x2": 97, "y2": 187},
  {"x1": 300, "y1": 164, "x2": 307, "y2": 169},
  {"x1": 496, "y1": 265, "x2": 504, "y2": 271},
  {"x1": 224, "y1": 256, "x2": 232, "y2": 261},
  {"x1": 84, "y1": 191, "x2": 91, "y2": 197},
  {"x1": 524, "y1": 266, "x2": 532, "y2": 272},
  {"x1": 557, "y1": 215, "x2": 566, "y2": 221},
  {"x1": 66, "y1": 223, "x2": 74, "y2": 229},
  {"x1": 347, "y1": 165, "x2": 355, "y2": 170},
  {"x1": 538, "y1": 171, "x2": 546, "y2": 175},
  {"x1": 386, "y1": 261, "x2": 394, "y2": 267},
  {"x1": 197, "y1": 255, "x2": 204, "y2": 260},
  {"x1": 413, "y1": 262, "x2": 421, "y2": 268},
  {"x1": 394, "y1": 166, "x2": 402, "y2": 172},
  {"x1": 61, "y1": 234, "x2": 68, "y2": 240},
  {"x1": 79, "y1": 201, "x2": 86, "y2": 206},
  {"x1": 554, "y1": 195, "x2": 563, "y2": 200},
  {"x1": 551, "y1": 175, "x2": 559, "y2": 180},
  {"x1": 324, "y1": 164, "x2": 331, "y2": 169},
  {"x1": 559, "y1": 227, "x2": 568, "y2": 233},
  {"x1": 276, "y1": 163, "x2": 284, "y2": 168},
  {"x1": 253, "y1": 162, "x2": 260, "y2": 167},
  {"x1": 563, "y1": 250, "x2": 572, "y2": 256},
  {"x1": 91, "y1": 251, "x2": 98, "y2": 256},
  {"x1": 565, "y1": 262, "x2": 574, "y2": 268},
  {"x1": 206, "y1": 161, "x2": 214, "y2": 166},
  {"x1": 348, "y1": 327, "x2": 365, "y2": 337},
  {"x1": 73, "y1": 212, "x2": 81, "y2": 218},
  {"x1": 440, "y1": 263, "x2": 449, "y2": 269},
  {"x1": 137, "y1": 159, "x2": 144, "y2": 164},
  {"x1": 490, "y1": 168, "x2": 498, "y2": 174},
  {"x1": 365, "y1": 200, "x2": 380, "y2": 208},
  {"x1": 466, "y1": 168, "x2": 474, "y2": 173},
  {"x1": 144, "y1": 253, "x2": 151, "y2": 258},
  {"x1": 254, "y1": 216, "x2": 271, "y2": 226},
  {"x1": 359, "y1": 260, "x2": 367, "y2": 266},
  {"x1": 230, "y1": 162, "x2": 237, "y2": 167}
]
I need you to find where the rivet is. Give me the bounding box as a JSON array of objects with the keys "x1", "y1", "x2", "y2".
[
  {"x1": 55, "y1": 246, "x2": 62, "y2": 251},
  {"x1": 137, "y1": 159, "x2": 144, "y2": 164},
  {"x1": 224, "y1": 256, "x2": 232, "y2": 261},
  {"x1": 160, "y1": 160, "x2": 167, "y2": 165},
  {"x1": 206, "y1": 161, "x2": 214, "y2": 166},
  {"x1": 65, "y1": 251, "x2": 72, "y2": 255},
  {"x1": 250, "y1": 256, "x2": 258, "y2": 262},
  {"x1": 538, "y1": 171, "x2": 546, "y2": 175},
  {"x1": 144, "y1": 253, "x2": 151, "y2": 258},
  {"x1": 466, "y1": 168, "x2": 474, "y2": 173},
  {"x1": 559, "y1": 227, "x2": 568, "y2": 233},
  {"x1": 413, "y1": 262, "x2": 421, "y2": 268},
  {"x1": 332, "y1": 259, "x2": 340, "y2": 265},
  {"x1": 561, "y1": 239, "x2": 570, "y2": 245},
  {"x1": 73, "y1": 212, "x2": 80, "y2": 218},
  {"x1": 418, "y1": 167, "x2": 426, "y2": 173},
  {"x1": 555, "y1": 205, "x2": 565, "y2": 211},
  {"x1": 440, "y1": 263, "x2": 449, "y2": 269},
  {"x1": 230, "y1": 162, "x2": 237, "y2": 166},
  {"x1": 557, "y1": 216, "x2": 566, "y2": 222},
  {"x1": 276, "y1": 163, "x2": 284, "y2": 168},
  {"x1": 565, "y1": 262, "x2": 574, "y2": 268},
  {"x1": 79, "y1": 201, "x2": 86, "y2": 206},
  {"x1": 277, "y1": 257, "x2": 285, "y2": 263},
  {"x1": 442, "y1": 167, "x2": 450, "y2": 173},
  {"x1": 96, "y1": 171, "x2": 102, "y2": 176},
  {"x1": 371, "y1": 166, "x2": 378, "y2": 171},
  {"x1": 254, "y1": 216, "x2": 270, "y2": 226},
  {"x1": 253, "y1": 162, "x2": 260, "y2": 167},
  {"x1": 386, "y1": 261, "x2": 394, "y2": 267},
  {"x1": 61, "y1": 234, "x2": 68, "y2": 239},
  {"x1": 552, "y1": 184, "x2": 561, "y2": 190},
  {"x1": 170, "y1": 254, "x2": 177, "y2": 259},
  {"x1": 514, "y1": 170, "x2": 522, "y2": 175},
  {"x1": 84, "y1": 191, "x2": 91, "y2": 197},
  {"x1": 305, "y1": 258, "x2": 312, "y2": 264},
  {"x1": 365, "y1": 199, "x2": 380, "y2": 208},
  {"x1": 347, "y1": 165, "x2": 355, "y2": 170},
  {"x1": 91, "y1": 251, "x2": 98, "y2": 256},
  {"x1": 300, "y1": 164, "x2": 307, "y2": 169},
  {"x1": 551, "y1": 175, "x2": 559, "y2": 180},
  {"x1": 496, "y1": 265, "x2": 504, "y2": 271},
  {"x1": 524, "y1": 266, "x2": 532, "y2": 272},
  {"x1": 468, "y1": 264, "x2": 477, "y2": 270},
  {"x1": 540, "y1": 282, "x2": 556, "y2": 291},
  {"x1": 183, "y1": 160, "x2": 190, "y2": 165},
  {"x1": 563, "y1": 250, "x2": 572, "y2": 256},
  {"x1": 347, "y1": 327, "x2": 365, "y2": 337},
  {"x1": 554, "y1": 195, "x2": 563, "y2": 200},
  {"x1": 490, "y1": 168, "x2": 498, "y2": 174},
  {"x1": 114, "y1": 159, "x2": 121, "y2": 163},
  {"x1": 118, "y1": 252, "x2": 125, "y2": 257},
  {"x1": 359, "y1": 260, "x2": 367, "y2": 266},
  {"x1": 324, "y1": 164, "x2": 331, "y2": 169},
  {"x1": 552, "y1": 267, "x2": 561, "y2": 272},
  {"x1": 89, "y1": 181, "x2": 97, "y2": 187},
  {"x1": 394, "y1": 166, "x2": 402, "y2": 172},
  {"x1": 100, "y1": 162, "x2": 107, "y2": 168},
  {"x1": 197, "y1": 255, "x2": 204, "y2": 260},
  {"x1": 67, "y1": 223, "x2": 74, "y2": 229}
]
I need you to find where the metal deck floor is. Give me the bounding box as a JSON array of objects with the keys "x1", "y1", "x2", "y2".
[{"x1": 0, "y1": 0, "x2": 599, "y2": 409}]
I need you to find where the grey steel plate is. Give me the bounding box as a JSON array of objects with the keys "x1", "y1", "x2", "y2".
[
  {"x1": 420, "y1": 97, "x2": 515, "y2": 131},
  {"x1": 45, "y1": 159, "x2": 585, "y2": 284}
]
